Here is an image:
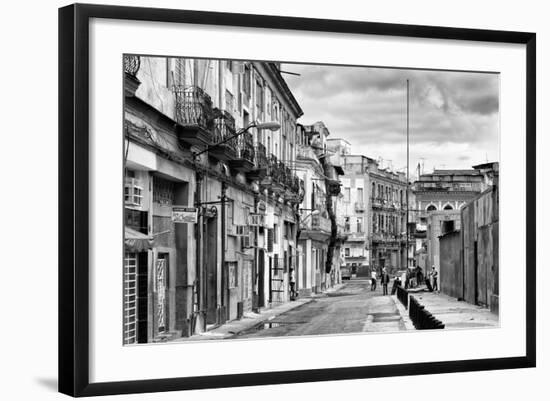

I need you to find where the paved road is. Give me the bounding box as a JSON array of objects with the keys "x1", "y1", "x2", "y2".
[{"x1": 233, "y1": 279, "x2": 407, "y2": 338}]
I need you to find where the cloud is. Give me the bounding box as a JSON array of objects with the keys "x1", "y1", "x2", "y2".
[{"x1": 282, "y1": 63, "x2": 499, "y2": 170}]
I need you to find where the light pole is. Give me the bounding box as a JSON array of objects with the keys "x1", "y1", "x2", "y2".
[{"x1": 192, "y1": 120, "x2": 280, "y2": 329}]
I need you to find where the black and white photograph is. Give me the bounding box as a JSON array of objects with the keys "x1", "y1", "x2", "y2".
[{"x1": 123, "y1": 55, "x2": 500, "y2": 344}]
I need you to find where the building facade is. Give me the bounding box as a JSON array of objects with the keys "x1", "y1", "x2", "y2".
[
  {"x1": 368, "y1": 161, "x2": 408, "y2": 274},
  {"x1": 327, "y1": 139, "x2": 371, "y2": 277},
  {"x1": 295, "y1": 123, "x2": 344, "y2": 294},
  {"x1": 123, "y1": 56, "x2": 304, "y2": 342}
]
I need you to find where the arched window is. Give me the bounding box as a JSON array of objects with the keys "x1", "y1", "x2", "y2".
[
  {"x1": 443, "y1": 204, "x2": 453, "y2": 210},
  {"x1": 426, "y1": 204, "x2": 437, "y2": 212}
]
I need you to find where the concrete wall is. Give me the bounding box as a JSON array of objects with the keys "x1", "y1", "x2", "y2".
[
  {"x1": 461, "y1": 187, "x2": 499, "y2": 311},
  {"x1": 439, "y1": 186, "x2": 499, "y2": 313},
  {"x1": 439, "y1": 231, "x2": 462, "y2": 299}
]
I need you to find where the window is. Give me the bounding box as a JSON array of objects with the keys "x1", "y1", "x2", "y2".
[
  {"x1": 225, "y1": 89, "x2": 234, "y2": 112},
  {"x1": 226, "y1": 60, "x2": 233, "y2": 72},
  {"x1": 125, "y1": 172, "x2": 143, "y2": 207},
  {"x1": 273, "y1": 223, "x2": 279, "y2": 244},
  {"x1": 426, "y1": 204, "x2": 437, "y2": 212},
  {"x1": 243, "y1": 64, "x2": 251, "y2": 99},
  {"x1": 356, "y1": 217, "x2": 363, "y2": 233},
  {"x1": 266, "y1": 88, "x2": 272, "y2": 117},
  {"x1": 267, "y1": 228, "x2": 274, "y2": 252},
  {"x1": 344, "y1": 187, "x2": 351, "y2": 202},
  {"x1": 344, "y1": 217, "x2": 350, "y2": 232},
  {"x1": 443, "y1": 204, "x2": 454, "y2": 210},
  {"x1": 255, "y1": 79, "x2": 264, "y2": 119},
  {"x1": 173, "y1": 58, "x2": 185, "y2": 86},
  {"x1": 153, "y1": 176, "x2": 174, "y2": 205},
  {"x1": 345, "y1": 248, "x2": 350, "y2": 257},
  {"x1": 357, "y1": 188, "x2": 364, "y2": 202}
]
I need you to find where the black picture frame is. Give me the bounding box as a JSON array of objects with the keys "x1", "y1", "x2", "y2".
[{"x1": 59, "y1": 3, "x2": 536, "y2": 397}]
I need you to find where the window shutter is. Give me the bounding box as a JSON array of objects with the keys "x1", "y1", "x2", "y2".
[
  {"x1": 267, "y1": 228, "x2": 274, "y2": 253},
  {"x1": 137, "y1": 252, "x2": 148, "y2": 343}
]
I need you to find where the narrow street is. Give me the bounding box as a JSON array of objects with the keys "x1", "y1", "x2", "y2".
[{"x1": 233, "y1": 279, "x2": 406, "y2": 339}]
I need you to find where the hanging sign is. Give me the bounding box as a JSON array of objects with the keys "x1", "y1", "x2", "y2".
[
  {"x1": 248, "y1": 213, "x2": 265, "y2": 227},
  {"x1": 172, "y1": 206, "x2": 198, "y2": 223}
]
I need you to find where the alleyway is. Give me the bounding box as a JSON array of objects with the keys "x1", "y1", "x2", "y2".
[{"x1": 233, "y1": 279, "x2": 406, "y2": 339}]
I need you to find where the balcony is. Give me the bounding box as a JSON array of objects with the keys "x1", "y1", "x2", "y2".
[
  {"x1": 124, "y1": 55, "x2": 141, "y2": 97},
  {"x1": 209, "y1": 110, "x2": 237, "y2": 161},
  {"x1": 228, "y1": 131, "x2": 255, "y2": 172},
  {"x1": 371, "y1": 232, "x2": 404, "y2": 247},
  {"x1": 355, "y1": 202, "x2": 366, "y2": 212},
  {"x1": 346, "y1": 231, "x2": 367, "y2": 242},
  {"x1": 311, "y1": 214, "x2": 332, "y2": 232},
  {"x1": 173, "y1": 85, "x2": 214, "y2": 148},
  {"x1": 299, "y1": 213, "x2": 332, "y2": 241},
  {"x1": 261, "y1": 155, "x2": 285, "y2": 193},
  {"x1": 246, "y1": 143, "x2": 268, "y2": 180}
]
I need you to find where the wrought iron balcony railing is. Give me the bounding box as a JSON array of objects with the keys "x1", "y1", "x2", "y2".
[
  {"x1": 173, "y1": 85, "x2": 214, "y2": 133},
  {"x1": 124, "y1": 55, "x2": 140, "y2": 76},
  {"x1": 269, "y1": 155, "x2": 284, "y2": 184},
  {"x1": 212, "y1": 110, "x2": 238, "y2": 155},
  {"x1": 236, "y1": 131, "x2": 254, "y2": 164},
  {"x1": 254, "y1": 143, "x2": 268, "y2": 169},
  {"x1": 355, "y1": 202, "x2": 366, "y2": 212},
  {"x1": 311, "y1": 214, "x2": 332, "y2": 232}
]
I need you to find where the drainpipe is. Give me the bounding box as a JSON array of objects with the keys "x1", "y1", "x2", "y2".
[
  {"x1": 253, "y1": 194, "x2": 259, "y2": 312},
  {"x1": 220, "y1": 181, "x2": 227, "y2": 321},
  {"x1": 194, "y1": 170, "x2": 204, "y2": 332}
]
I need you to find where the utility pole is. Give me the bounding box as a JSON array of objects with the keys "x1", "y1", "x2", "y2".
[{"x1": 406, "y1": 79, "x2": 410, "y2": 271}]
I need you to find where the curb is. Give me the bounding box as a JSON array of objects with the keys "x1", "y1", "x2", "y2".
[{"x1": 391, "y1": 295, "x2": 415, "y2": 331}]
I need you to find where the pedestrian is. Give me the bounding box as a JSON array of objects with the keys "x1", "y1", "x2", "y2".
[
  {"x1": 430, "y1": 266, "x2": 439, "y2": 292},
  {"x1": 391, "y1": 275, "x2": 401, "y2": 295},
  {"x1": 370, "y1": 269, "x2": 377, "y2": 291},
  {"x1": 415, "y1": 266, "x2": 423, "y2": 285},
  {"x1": 289, "y1": 267, "x2": 297, "y2": 300},
  {"x1": 381, "y1": 268, "x2": 390, "y2": 295}
]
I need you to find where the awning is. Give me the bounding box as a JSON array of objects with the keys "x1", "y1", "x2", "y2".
[{"x1": 125, "y1": 227, "x2": 154, "y2": 252}]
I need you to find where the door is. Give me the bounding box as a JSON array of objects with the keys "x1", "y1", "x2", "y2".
[
  {"x1": 206, "y1": 216, "x2": 218, "y2": 324},
  {"x1": 156, "y1": 253, "x2": 169, "y2": 333},
  {"x1": 258, "y1": 249, "x2": 265, "y2": 307}
]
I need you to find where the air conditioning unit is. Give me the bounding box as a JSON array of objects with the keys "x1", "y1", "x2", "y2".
[
  {"x1": 241, "y1": 231, "x2": 254, "y2": 250},
  {"x1": 236, "y1": 225, "x2": 250, "y2": 236}
]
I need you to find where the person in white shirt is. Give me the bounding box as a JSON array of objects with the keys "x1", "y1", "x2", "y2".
[{"x1": 370, "y1": 269, "x2": 377, "y2": 291}]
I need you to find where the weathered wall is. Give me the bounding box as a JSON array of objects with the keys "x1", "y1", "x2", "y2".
[
  {"x1": 439, "y1": 231, "x2": 462, "y2": 299},
  {"x1": 460, "y1": 187, "x2": 499, "y2": 311}
]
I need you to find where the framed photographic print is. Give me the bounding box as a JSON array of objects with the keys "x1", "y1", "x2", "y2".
[{"x1": 58, "y1": 3, "x2": 536, "y2": 397}]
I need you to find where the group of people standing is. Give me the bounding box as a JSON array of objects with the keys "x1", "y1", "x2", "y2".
[
  {"x1": 370, "y1": 268, "x2": 391, "y2": 295},
  {"x1": 370, "y1": 265, "x2": 439, "y2": 295}
]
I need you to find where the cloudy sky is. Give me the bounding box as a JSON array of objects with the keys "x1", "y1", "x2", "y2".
[{"x1": 282, "y1": 63, "x2": 500, "y2": 176}]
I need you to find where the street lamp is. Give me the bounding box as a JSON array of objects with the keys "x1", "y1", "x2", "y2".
[
  {"x1": 194, "y1": 120, "x2": 281, "y2": 157},
  {"x1": 300, "y1": 209, "x2": 320, "y2": 223}
]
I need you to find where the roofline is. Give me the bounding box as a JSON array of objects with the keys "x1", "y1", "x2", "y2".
[{"x1": 265, "y1": 62, "x2": 304, "y2": 118}]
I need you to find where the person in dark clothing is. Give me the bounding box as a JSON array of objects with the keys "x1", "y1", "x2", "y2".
[
  {"x1": 415, "y1": 266, "x2": 423, "y2": 286},
  {"x1": 391, "y1": 275, "x2": 401, "y2": 295},
  {"x1": 381, "y1": 269, "x2": 390, "y2": 295}
]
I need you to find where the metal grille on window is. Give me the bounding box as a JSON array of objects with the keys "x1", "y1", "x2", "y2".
[
  {"x1": 153, "y1": 176, "x2": 175, "y2": 205},
  {"x1": 124, "y1": 252, "x2": 138, "y2": 345}
]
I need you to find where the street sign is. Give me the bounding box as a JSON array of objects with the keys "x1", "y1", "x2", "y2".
[
  {"x1": 172, "y1": 207, "x2": 197, "y2": 223},
  {"x1": 248, "y1": 213, "x2": 265, "y2": 227}
]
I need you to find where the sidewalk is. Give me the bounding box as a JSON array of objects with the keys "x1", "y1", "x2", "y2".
[
  {"x1": 394, "y1": 290, "x2": 498, "y2": 330},
  {"x1": 171, "y1": 284, "x2": 345, "y2": 342}
]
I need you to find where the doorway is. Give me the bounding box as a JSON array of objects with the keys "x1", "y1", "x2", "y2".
[
  {"x1": 205, "y1": 216, "x2": 218, "y2": 325},
  {"x1": 258, "y1": 249, "x2": 265, "y2": 307}
]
